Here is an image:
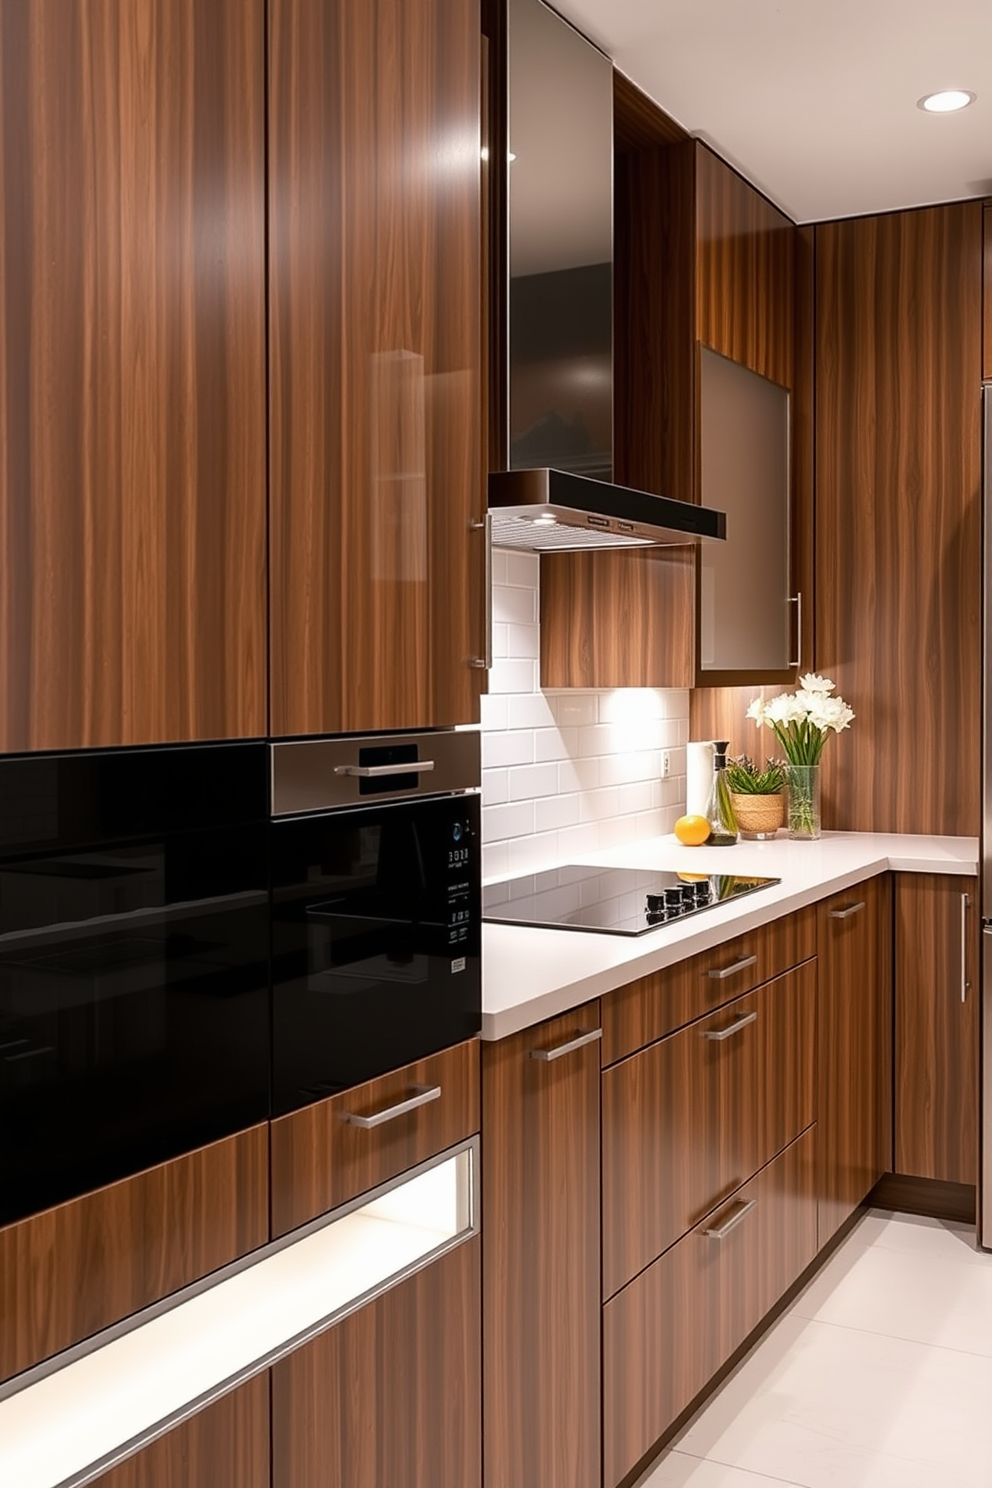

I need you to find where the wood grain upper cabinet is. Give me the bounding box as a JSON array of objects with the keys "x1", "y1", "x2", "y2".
[
  {"x1": 0, "y1": 0, "x2": 267, "y2": 751},
  {"x1": 984, "y1": 202, "x2": 992, "y2": 382},
  {"x1": 816, "y1": 874, "x2": 893, "y2": 1247},
  {"x1": 894, "y1": 874, "x2": 979, "y2": 1186},
  {"x1": 268, "y1": 0, "x2": 485, "y2": 736},
  {"x1": 482, "y1": 1006, "x2": 601, "y2": 1488}
]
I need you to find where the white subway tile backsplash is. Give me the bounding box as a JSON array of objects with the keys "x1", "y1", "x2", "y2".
[
  {"x1": 535, "y1": 792, "x2": 581, "y2": 832},
  {"x1": 506, "y1": 623, "x2": 540, "y2": 660},
  {"x1": 504, "y1": 552, "x2": 540, "y2": 588},
  {"x1": 508, "y1": 763, "x2": 559, "y2": 801},
  {"x1": 480, "y1": 563, "x2": 689, "y2": 881},
  {"x1": 549, "y1": 693, "x2": 599, "y2": 727},
  {"x1": 494, "y1": 584, "x2": 537, "y2": 626},
  {"x1": 508, "y1": 693, "x2": 557, "y2": 730},
  {"x1": 482, "y1": 729, "x2": 534, "y2": 769},
  {"x1": 484, "y1": 800, "x2": 536, "y2": 843}
]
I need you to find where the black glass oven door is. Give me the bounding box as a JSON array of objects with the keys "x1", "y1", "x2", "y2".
[{"x1": 270, "y1": 794, "x2": 481, "y2": 1115}]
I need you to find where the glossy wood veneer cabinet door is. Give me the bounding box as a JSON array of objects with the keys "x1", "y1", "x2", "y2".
[
  {"x1": 895, "y1": 874, "x2": 979, "y2": 1185},
  {"x1": 816, "y1": 874, "x2": 893, "y2": 1247},
  {"x1": 602, "y1": 962, "x2": 814, "y2": 1299},
  {"x1": 815, "y1": 203, "x2": 982, "y2": 835},
  {"x1": 603, "y1": 1128, "x2": 816, "y2": 1488},
  {"x1": 984, "y1": 203, "x2": 992, "y2": 382},
  {"x1": 87, "y1": 1375, "x2": 270, "y2": 1488},
  {"x1": 0, "y1": 1125, "x2": 268, "y2": 1384},
  {"x1": 270, "y1": 1038, "x2": 480, "y2": 1237},
  {"x1": 0, "y1": 0, "x2": 267, "y2": 751},
  {"x1": 268, "y1": 0, "x2": 483, "y2": 736},
  {"x1": 694, "y1": 143, "x2": 795, "y2": 389},
  {"x1": 482, "y1": 1006, "x2": 601, "y2": 1488},
  {"x1": 272, "y1": 1237, "x2": 480, "y2": 1488}
]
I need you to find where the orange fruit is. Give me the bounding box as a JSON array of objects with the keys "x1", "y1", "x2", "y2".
[{"x1": 674, "y1": 814, "x2": 711, "y2": 846}]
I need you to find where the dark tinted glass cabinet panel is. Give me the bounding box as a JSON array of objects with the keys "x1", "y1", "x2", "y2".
[{"x1": 0, "y1": 744, "x2": 270, "y2": 1226}]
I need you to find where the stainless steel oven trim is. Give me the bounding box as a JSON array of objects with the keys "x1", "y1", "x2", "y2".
[
  {"x1": 271, "y1": 730, "x2": 481, "y2": 816},
  {"x1": 0, "y1": 1134, "x2": 480, "y2": 1485}
]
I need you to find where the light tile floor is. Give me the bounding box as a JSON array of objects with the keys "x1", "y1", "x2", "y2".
[{"x1": 636, "y1": 1210, "x2": 992, "y2": 1488}]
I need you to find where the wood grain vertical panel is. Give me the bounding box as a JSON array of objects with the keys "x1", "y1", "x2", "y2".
[
  {"x1": 88, "y1": 1374, "x2": 270, "y2": 1488},
  {"x1": 816, "y1": 874, "x2": 893, "y2": 1247},
  {"x1": 272, "y1": 1238, "x2": 481, "y2": 1488},
  {"x1": 0, "y1": 1126, "x2": 269, "y2": 1384},
  {"x1": 984, "y1": 202, "x2": 992, "y2": 382},
  {"x1": 815, "y1": 204, "x2": 982, "y2": 835},
  {"x1": 268, "y1": 0, "x2": 481, "y2": 736},
  {"x1": 482, "y1": 1007, "x2": 601, "y2": 1488},
  {"x1": 895, "y1": 873, "x2": 979, "y2": 1185},
  {"x1": 0, "y1": 0, "x2": 267, "y2": 751},
  {"x1": 694, "y1": 144, "x2": 794, "y2": 388}
]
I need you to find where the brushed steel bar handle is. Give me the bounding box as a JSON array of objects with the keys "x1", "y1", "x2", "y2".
[
  {"x1": 829, "y1": 901, "x2": 865, "y2": 920},
  {"x1": 706, "y1": 954, "x2": 757, "y2": 981},
  {"x1": 342, "y1": 1084, "x2": 442, "y2": 1129},
  {"x1": 528, "y1": 1027, "x2": 602, "y2": 1062},
  {"x1": 962, "y1": 892, "x2": 971, "y2": 1003},
  {"x1": 788, "y1": 592, "x2": 803, "y2": 670},
  {"x1": 334, "y1": 760, "x2": 436, "y2": 779},
  {"x1": 469, "y1": 512, "x2": 493, "y2": 669},
  {"x1": 702, "y1": 1010, "x2": 757, "y2": 1042},
  {"x1": 703, "y1": 1198, "x2": 756, "y2": 1240}
]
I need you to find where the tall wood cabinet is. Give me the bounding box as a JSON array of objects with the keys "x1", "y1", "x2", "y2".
[
  {"x1": 0, "y1": 0, "x2": 268, "y2": 752},
  {"x1": 814, "y1": 203, "x2": 983, "y2": 836},
  {"x1": 816, "y1": 874, "x2": 893, "y2": 1246},
  {"x1": 268, "y1": 0, "x2": 485, "y2": 736},
  {"x1": 894, "y1": 874, "x2": 979, "y2": 1186},
  {"x1": 482, "y1": 1005, "x2": 602, "y2": 1488}
]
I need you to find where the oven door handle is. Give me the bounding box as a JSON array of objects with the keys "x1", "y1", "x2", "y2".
[
  {"x1": 333, "y1": 761, "x2": 436, "y2": 779},
  {"x1": 342, "y1": 1084, "x2": 442, "y2": 1129}
]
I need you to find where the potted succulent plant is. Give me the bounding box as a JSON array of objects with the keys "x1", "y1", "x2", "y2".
[{"x1": 724, "y1": 755, "x2": 787, "y2": 840}]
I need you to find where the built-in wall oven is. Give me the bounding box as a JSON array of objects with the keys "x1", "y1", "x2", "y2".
[
  {"x1": 269, "y1": 730, "x2": 481, "y2": 1116},
  {"x1": 0, "y1": 743, "x2": 270, "y2": 1228}
]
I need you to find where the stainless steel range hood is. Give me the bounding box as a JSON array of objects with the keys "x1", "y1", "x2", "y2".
[
  {"x1": 488, "y1": 469, "x2": 727, "y2": 552},
  {"x1": 487, "y1": 0, "x2": 726, "y2": 555}
]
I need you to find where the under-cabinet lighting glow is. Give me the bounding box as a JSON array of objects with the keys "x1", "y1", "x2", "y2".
[{"x1": 917, "y1": 89, "x2": 976, "y2": 112}]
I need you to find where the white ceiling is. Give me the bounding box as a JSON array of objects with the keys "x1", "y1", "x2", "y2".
[{"x1": 551, "y1": 0, "x2": 992, "y2": 223}]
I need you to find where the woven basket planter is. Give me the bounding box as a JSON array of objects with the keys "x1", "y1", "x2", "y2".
[{"x1": 729, "y1": 792, "x2": 784, "y2": 839}]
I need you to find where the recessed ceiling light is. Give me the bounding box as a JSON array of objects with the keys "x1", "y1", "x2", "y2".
[{"x1": 917, "y1": 89, "x2": 976, "y2": 113}]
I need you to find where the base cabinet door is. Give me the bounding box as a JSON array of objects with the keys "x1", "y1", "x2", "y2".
[
  {"x1": 482, "y1": 1006, "x2": 602, "y2": 1488},
  {"x1": 603, "y1": 1128, "x2": 816, "y2": 1488},
  {"x1": 272, "y1": 1237, "x2": 481, "y2": 1488},
  {"x1": 816, "y1": 874, "x2": 893, "y2": 1245},
  {"x1": 87, "y1": 1375, "x2": 270, "y2": 1488},
  {"x1": 894, "y1": 873, "x2": 979, "y2": 1185}
]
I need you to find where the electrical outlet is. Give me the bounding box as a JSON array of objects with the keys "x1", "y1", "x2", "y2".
[{"x1": 661, "y1": 751, "x2": 671, "y2": 779}]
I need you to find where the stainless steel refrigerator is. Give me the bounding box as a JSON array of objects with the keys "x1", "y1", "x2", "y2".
[{"x1": 983, "y1": 385, "x2": 992, "y2": 1248}]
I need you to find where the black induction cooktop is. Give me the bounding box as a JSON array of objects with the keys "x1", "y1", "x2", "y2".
[{"x1": 482, "y1": 864, "x2": 780, "y2": 936}]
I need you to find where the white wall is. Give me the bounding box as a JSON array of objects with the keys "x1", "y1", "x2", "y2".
[{"x1": 481, "y1": 550, "x2": 689, "y2": 882}]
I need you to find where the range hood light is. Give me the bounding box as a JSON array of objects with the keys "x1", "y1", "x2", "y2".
[{"x1": 531, "y1": 513, "x2": 557, "y2": 526}]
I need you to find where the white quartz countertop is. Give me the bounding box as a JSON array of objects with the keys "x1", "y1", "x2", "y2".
[{"x1": 481, "y1": 832, "x2": 978, "y2": 1041}]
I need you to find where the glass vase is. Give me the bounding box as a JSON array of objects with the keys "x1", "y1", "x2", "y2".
[{"x1": 786, "y1": 764, "x2": 821, "y2": 840}]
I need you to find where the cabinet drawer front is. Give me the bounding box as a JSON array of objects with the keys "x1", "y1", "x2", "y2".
[
  {"x1": 602, "y1": 960, "x2": 814, "y2": 1298},
  {"x1": 270, "y1": 1039, "x2": 479, "y2": 1237},
  {"x1": 602, "y1": 905, "x2": 815, "y2": 1063},
  {"x1": 0, "y1": 1125, "x2": 268, "y2": 1385},
  {"x1": 603, "y1": 1127, "x2": 816, "y2": 1488}
]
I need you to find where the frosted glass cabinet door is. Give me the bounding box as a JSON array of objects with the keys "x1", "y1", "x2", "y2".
[{"x1": 698, "y1": 347, "x2": 791, "y2": 673}]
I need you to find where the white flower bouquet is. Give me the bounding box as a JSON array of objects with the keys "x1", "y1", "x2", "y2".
[
  {"x1": 746, "y1": 674, "x2": 854, "y2": 765},
  {"x1": 746, "y1": 675, "x2": 854, "y2": 838}
]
